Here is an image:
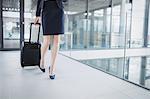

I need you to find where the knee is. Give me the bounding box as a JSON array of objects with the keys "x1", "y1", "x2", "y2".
[
  {"x1": 43, "y1": 40, "x2": 50, "y2": 46},
  {"x1": 54, "y1": 36, "x2": 60, "y2": 45},
  {"x1": 54, "y1": 40, "x2": 59, "y2": 45}
]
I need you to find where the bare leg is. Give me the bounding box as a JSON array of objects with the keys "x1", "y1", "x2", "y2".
[
  {"x1": 49, "y1": 35, "x2": 60, "y2": 74},
  {"x1": 40, "y1": 36, "x2": 50, "y2": 68}
]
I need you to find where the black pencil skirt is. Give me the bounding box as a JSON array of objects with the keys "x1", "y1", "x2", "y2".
[{"x1": 42, "y1": 1, "x2": 64, "y2": 35}]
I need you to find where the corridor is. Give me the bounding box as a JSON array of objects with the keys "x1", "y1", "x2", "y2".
[{"x1": 0, "y1": 51, "x2": 150, "y2": 99}]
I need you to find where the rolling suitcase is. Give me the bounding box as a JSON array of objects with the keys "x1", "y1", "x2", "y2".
[{"x1": 21, "y1": 23, "x2": 41, "y2": 68}]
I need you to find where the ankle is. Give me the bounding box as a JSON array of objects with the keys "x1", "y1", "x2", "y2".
[
  {"x1": 49, "y1": 70, "x2": 55, "y2": 75},
  {"x1": 40, "y1": 63, "x2": 44, "y2": 68},
  {"x1": 40, "y1": 60, "x2": 44, "y2": 67}
]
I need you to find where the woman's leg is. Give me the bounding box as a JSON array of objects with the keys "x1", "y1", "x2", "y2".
[
  {"x1": 40, "y1": 35, "x2": 50, "y2": 68},
  {"x1": 49, "y1": 35, "x2": 60, "y2": 74}
]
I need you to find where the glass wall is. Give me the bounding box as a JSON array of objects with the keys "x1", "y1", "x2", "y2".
[
  {"x1": 59, "y1": 0, "x2": 150, "y2": 90},
  {"x1": 60, "y1": 0, "x2": 147, "y2": 50},
  {"x1": 2, "y1": 0, "x2": 20, "y2": 49},
  {"x1": 130, "y1": 0, "x2": 146, "y2": 48},
  {"x1": 60, "y1": 0, "x2": 129, "y2": 50}
]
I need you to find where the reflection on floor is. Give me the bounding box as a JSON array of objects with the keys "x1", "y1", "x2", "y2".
[{"x1": 0, "y1": 51, "x2": 150, "y2": 99}]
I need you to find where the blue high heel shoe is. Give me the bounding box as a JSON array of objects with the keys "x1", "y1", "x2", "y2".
[
  {"x1": 49, "y1": 67, "x2": 55, "y2": 80},
  {"x1": 49, "y1": 74, "x2": 55, "y2": 80}
]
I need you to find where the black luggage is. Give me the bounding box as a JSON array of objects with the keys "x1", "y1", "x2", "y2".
[{"x1": 21, "y1": 23, "x2": 41, "y2": 68}]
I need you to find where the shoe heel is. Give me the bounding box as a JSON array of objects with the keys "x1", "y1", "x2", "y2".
[
  {"x1": 49, "y1": 74, "x2": 55, "y2": 80},
  {"x1": 39, "y1": 65, "x2": 45, "y2": 73}
]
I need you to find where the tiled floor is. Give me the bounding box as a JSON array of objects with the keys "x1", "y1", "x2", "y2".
[{"x1": 0, "y1": 51, "x2": 150, "y2": 99}]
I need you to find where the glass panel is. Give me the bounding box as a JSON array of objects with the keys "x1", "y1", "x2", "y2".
[
  {"x1": 126, "y1": 3, "x2": 132, "y2": 48},
  {"x1": 88, "y1": 9, "x2": 106, "y2": 49},
  {"x1": 125, "y1": 56, "x2": 150, "y2": 89},
  {"x1": 60, "y1": 0, "x2": 87, "y2": 52},
  {"x1": 81, "y1": 56, "x2": 150, "y2": 89},
  {"x1": 24, "y1": 0, "x2": 42, "y2": 42},
  {"x1": 130, "y1": 0, "x2": 146, "y2": 48},
  {"x1": 2, "y1": 0, "x2": 20, "y2": 48},
  {"x1": 111, "y1": 5, "x2": 121, "y2": 48},
  {"x1": 126, "y1": 57, "x2": 141, "y2": 84},
  {"x1": 81, "y1": 58, "x2": 124, "y2": 78},
  {"x1": 85, "y1": 0, "x2": 113, "y2": 49},
  {"x1": 146, "y1": 57, "x2": 150, "y2": 88}
]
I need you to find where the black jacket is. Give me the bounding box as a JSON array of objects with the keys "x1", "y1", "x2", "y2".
[{"x1": 36, "y1": 0, "x2": 67, "y2": 17}]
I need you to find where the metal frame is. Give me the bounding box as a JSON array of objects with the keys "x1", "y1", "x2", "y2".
[
  {"x1": 143, "y1": 0, "x2": 149, "y2": 47},
  {"x1": 85, "y1": 0, "x2": 89, "y2": 48},
  {"x1": 20, "y1": 0, "x2": 24, "y2": 49},
  {"x1": 0, "y1": 0, "x2": 3, "y2": 49},
  {"x1": 109, "y1": 0, "x2": 113, "y2": 48}
]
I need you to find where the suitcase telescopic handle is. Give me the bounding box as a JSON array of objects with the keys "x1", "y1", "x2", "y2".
[{"x1": 29, "y1": 23, "x2": 41, "y2": 43}]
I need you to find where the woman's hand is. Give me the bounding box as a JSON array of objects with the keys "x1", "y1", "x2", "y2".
[{"x1": 34, "y1": 17, "x2": 41, "y2": 24}]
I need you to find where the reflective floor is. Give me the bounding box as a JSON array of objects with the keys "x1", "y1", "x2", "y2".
[{"x1": 0, "y1": 51, "x2": 150, "y2": 99}]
